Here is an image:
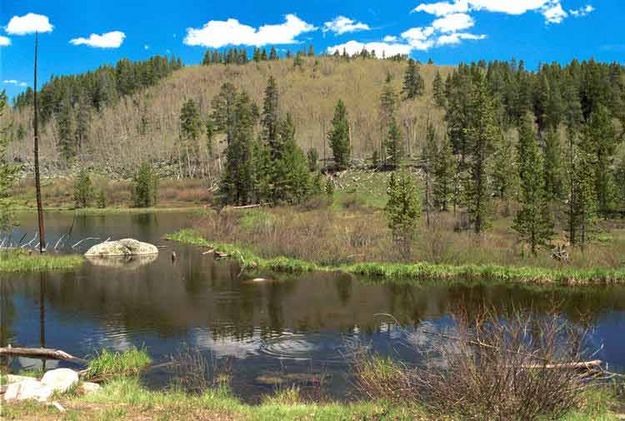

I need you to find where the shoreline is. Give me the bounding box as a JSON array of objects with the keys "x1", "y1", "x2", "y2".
[{"x1": 167, "y1": 229, "x2": 625, "y2": 285}]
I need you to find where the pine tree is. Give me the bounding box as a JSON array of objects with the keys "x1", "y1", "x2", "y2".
[
  {"x1": 433, "y1": 137, "x2": 455, "y2": 211},
  {"x1": 543, "y1": 129, "x2": 564, "y2": 201},
  {"x1": 271, "y1": 114, "x2": 312, "y2": 204},
  {"x1": 0, "y1": 93, "x2": 17, "y2": 232},
  {"x1": 57, "y1": 99, "x2": 76, "y2": 161},
  {"x1": 385, "y1": 118, "x2": 402, "y2": 169},
  {"x1": 421, "y1": 123, "x2": 438, "y2": 223},
  {"x1": 513, "y1": 115, "x2": 553, "y2": 255},
  {"x1": 73, "y1": 168, "x2": 94, "y2": 209},
  {"x1": 307, "y1": 148, "x2": 319, "y2": 172},
  {"x1": 385, "y1": 170, "x2": 421, "y2": 259},
  {"x1": 261, "y1": 76, "x2": 280, "y2": 158},
  {"x1": 328, "y1": 99, "x2": 350, "y2": 170},
  {"x1": 584, "y1": 105, "x2": 617, "y2": 217},
  {"x1": 132, "y1": 162, "x2": 158, "y2": 208},
  {"x1": 220, "y1": 92, "x2": 258, "y2": 205},
  {"x1": 211, "y1": 82, "x2": 238, "y2": 145},
  {"x1": 179, "y1": 98, "x2": 202, "y2": 177},
  {"x1": 269, "y1": 47, "x2": 278, "y2": 61},
  {"x1": 433, "y1": 71, "x2": 446, "y2": 107},
  {"x1": 489, "y1": 129, "x2": 517, "y2": 201},
  {"x1": 565, "y1": 128, "x2": 596, "y2": 248},
  {"x1": 402, "y1": 59, "x2": 425, "y2": 100},
  {"x1": 462, "y1": 75, "x2": 498, "y2": 234}
]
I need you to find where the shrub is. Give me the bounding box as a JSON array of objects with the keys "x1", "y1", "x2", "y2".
[
  {"x1": 354, "y1": 310, "x2": 595, "y2": 420},
  {"x1": 95, "y1": 190, "x2": 107, "y2": 209},
  {"x1": 132, "y1": 162, "x2": 158, "y2": 208}
]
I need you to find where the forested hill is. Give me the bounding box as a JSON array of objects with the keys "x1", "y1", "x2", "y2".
[
  {"x1": 6, "y1": 53, "x2": 451, "y2": 176},
  {"x1": 5, "y1": 52, "x2": 625, "y2": 181}
]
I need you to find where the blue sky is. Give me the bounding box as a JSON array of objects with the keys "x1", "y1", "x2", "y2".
[{"x1": 1, "y1": 0, "x2": 624, "y2": 98}]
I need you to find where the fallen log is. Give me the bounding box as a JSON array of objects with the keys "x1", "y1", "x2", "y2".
[{"x1": 0, "y1": 347, "x2": 87, "y2": 364}]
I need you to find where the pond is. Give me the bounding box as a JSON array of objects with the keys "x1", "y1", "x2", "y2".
[{"x1": 2, "y1": 211, "x2": 625, "y2": 402}]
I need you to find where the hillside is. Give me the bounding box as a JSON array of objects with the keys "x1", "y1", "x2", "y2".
[{"x1": 7, "y1": 57, "x2": 453, "y2": 177}]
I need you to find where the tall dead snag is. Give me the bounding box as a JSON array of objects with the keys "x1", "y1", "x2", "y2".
[{"x1": 33, "y1": 31, "x2": 46, "y2": 253}]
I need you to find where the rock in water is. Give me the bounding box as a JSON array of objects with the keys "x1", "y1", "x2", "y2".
[
  {"x1": 40, "y1": 368, "x2": 79, "y2": 393},
  {"x1": 84, "y1": 238, "x2": 158, "y2": 258},
  {"x1": 4, "y1": 378, "x2": 53, "y2": 402}
]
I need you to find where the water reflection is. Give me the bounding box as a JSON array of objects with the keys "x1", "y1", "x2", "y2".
[{"x1": 3, "y1": 211, "x2": 625, "y2": 400}]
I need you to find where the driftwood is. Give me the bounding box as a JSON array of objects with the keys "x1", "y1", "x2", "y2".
[
  {"x1": 520, "y1": 360, "x2": 602, "y2": 370},
  {"x1": 0, "y1": 347, "x2": 87, "y2": 364}
]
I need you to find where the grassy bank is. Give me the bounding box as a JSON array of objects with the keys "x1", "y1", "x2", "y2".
[
  {"x1": 2, "y1": 376, "x2": 618, "y2": 420},
  {"x1": 0, "y1": 250, "x2": 84, "y2": 272},
  {"x1": 167, "y1": 229, "x2": 625, "y2": 285}
]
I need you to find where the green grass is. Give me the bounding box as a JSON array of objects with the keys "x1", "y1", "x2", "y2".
[
  {"x1": 1, "y1": 376, "x2": 618, "y2": 420},
  {"x1": 166, "y1": 229, "x2": 625, "y2": 285},
  {"x1": 86, "y1": 347, "x2": 152, "y2": 382},
  {"x1": 0, "y1": 250, "x2": 84, "y2": 272}
]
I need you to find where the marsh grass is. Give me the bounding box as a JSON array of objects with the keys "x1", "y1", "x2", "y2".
[
  {"x1": 0, "y1": 249, "x2": 83, "y2": 272},
  {"x1": 86, "y1": 347, "x2": 152, "y2": 382},
  {"x1": 167, "y1": 229, "x2": 625, "y2": 284}
]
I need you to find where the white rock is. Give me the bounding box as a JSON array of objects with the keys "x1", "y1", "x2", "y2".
[
  {"x1": 79, "y1": 381, "x2": 101, "y2": 394},
  {"x1": 5, "y1": 374, "x2": 34, "y2": 384},
  {"x1": 40, "y1": 368, "x2": 79, "y2": 393},
  {"x1": 4, "y1": 379, "x2": 53, "y2": 402},
  {"x1": 84, "y1": 238, "x2": 159, "y2": 257}
]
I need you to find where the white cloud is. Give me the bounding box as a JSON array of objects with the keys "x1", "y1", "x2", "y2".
[
  {"x1": 401, "y1": 26, "x2": 436, "y2": 50},
  {"x1": 569, "y1": 4, "x2": 594, "y2": 17},
  {"x1": 0, "y1": 36, "x2": 10, "y2": 46},
  {"x1": 414, "y1": 0, "x2": 587, "y2": 24},
  {"x1": 542, "y1": 1, "x2": 567, "y2": 23},
  {"x1": 3, "y1": 79, "x2": 28, "y2": 87},
  {"x1": 184, "y1": 14, "x2": 316, "y2": 48},
  {"x1": 326, "y1": 40, "x2": 412, "y2": 57},
  {"x1": 432, "y1": 13, "x2": 474, "y2": 32},
  {"x1": 70, "y1": 31, "x2": 125, "y2": 48},
  {"x1": 437, "y1": 32, "x2": 486, "y2": 45},
  {"x1": 6, "y1": 13, "x2": 53, "y2": 35},
  {"x1": 383, "y1": 35, "x2": 399, "y2": 42},
  {"x1": 323, "y1": 16, "x2": 370, "y2": 35}
]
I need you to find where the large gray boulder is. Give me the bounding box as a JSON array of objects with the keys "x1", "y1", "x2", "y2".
[
  {"x1": 40, "y1": 368, "x2": 79, "y2": 393},
  {"x1": 4, "y1": 378, "x2": 53, "y2": 402},
  {"x1": 85, "y1": 238, "x2": 158, "y2": 258}
]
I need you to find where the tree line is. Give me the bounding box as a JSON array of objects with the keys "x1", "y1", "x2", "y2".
[{"x1": 385, "y1": 58, "x2": 625, "y2": 256}]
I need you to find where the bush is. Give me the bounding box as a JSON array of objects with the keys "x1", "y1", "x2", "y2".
[
  {"x1": 355, "y1": 310, "x2": 595, "y2": 420},
  {"x1": 132, "y1": 162, "x2": 158, "y2": 208},
  {"x1": 73, "y1": 169, "x2": 94, "y2": 209},
  {"x1": 95, "y1": 190, "x2": 107, "y2": 208}
]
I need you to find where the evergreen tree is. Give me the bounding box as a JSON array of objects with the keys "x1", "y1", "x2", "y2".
[
  {"x1": 433, "y1": 136, "x2": 455, "y2": 211},
  {"x1": 328, "y1": 99, "x2": 351, "y2": 170},
  {"x1": 584, "y1": 105, "x2": 617, "y2": 217},
  {"x1": 57, "y1": 99, "x2": 76, "y2": 161},
  {"x1": 73, "y1": 168, "x2": 94, "y2": 209},
  {"x1": 462, "y1": 75, "x2": 498, "y2": 234},
  {"x1": 433, "y1": 71, "x2": 446, "y2": 107},
  {"x1": 179, "y1": 98, "x2": 202, "y2": 177},
  {"x1": 261, "y1": 76, "x2": 280, "y2": 158},
  {"x1": 269, "y1": 47, "x2": 278, "y2": 61},
  {"x1": 489, "y1": 129, "x2": 517, "y2": 201},
  {"x1": 220, "y1": 92, "x2": 258, "y2": 205},
  {"x1": 385, "y1": 118, "x2": 403, "y2": 169},
  {"x1": 385, "y1": 170, "x2": 421, "y2": 259},
  {"x1": 402, "y1": 59, "x2": 425, "y2": 100},
  {"x1": 132, "y1": 162, "x2": 158, "y2": 208},
  {"x1": 0, "y1": 93, "x2": 17, "y2": 232},
  {"x1": 307, "y1": 45, "x2": 315, "y2": 57},
  {"x1": 543, "y1": 129, "x2": 564, "y2": 201},
  {"x1": 270, "y1": 114, "x2": 312, "y2": 204},
  {"x1": 513, "y1": 116, "x2": 553, "y2": 255},
  {"x1": 421, "y1": 123, "x2": 438, "y2": 223},
  {"x1": 307, "y1": 148, "x2": 319, "y2": 172},
  {"x1": 211, "y1": 82, "x2": 238, "y2": 145}
]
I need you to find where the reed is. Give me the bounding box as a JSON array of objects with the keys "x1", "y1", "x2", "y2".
[{"x1": 0, "y1": 250, "x2": 83, "y2": 272}]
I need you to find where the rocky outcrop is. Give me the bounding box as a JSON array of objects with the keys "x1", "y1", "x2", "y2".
[{"x1": 84, "y1": 239, "x2": 158, "y2": 258}]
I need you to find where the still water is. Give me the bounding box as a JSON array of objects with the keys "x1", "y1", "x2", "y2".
[{"x1": 2, "y1": 211, "x2": 625, "y2": 401}]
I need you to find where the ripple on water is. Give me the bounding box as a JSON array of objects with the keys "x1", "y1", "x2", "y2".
[{"x1": 259, "y1": 331, "x2": 365, "y2": 363}]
